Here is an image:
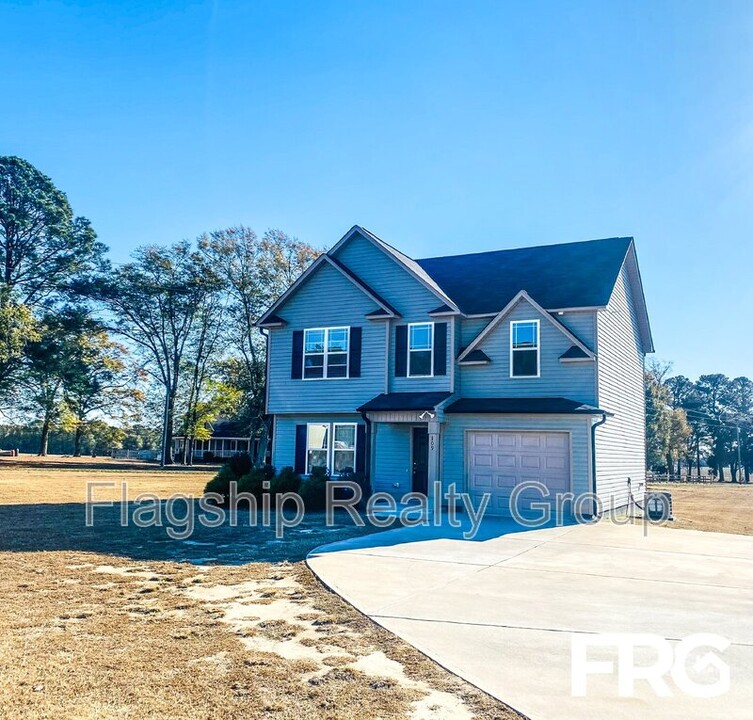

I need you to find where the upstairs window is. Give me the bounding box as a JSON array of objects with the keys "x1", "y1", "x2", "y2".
[
  {"x1": 408, "y1": 322, "x2": 433, "y2": 377},
  {"x1": 304, "y1": 327, "x2": 349, "y2": 379},
  {"x1": 510, "y1": 320, "x2": 540, "y2": 378}
]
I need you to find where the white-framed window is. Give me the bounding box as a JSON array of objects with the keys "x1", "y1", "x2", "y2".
[
  {"x1": 510, "y1": 319, "x2": 540, "y2": 378},
  {"x1": 306, "y1": 423, "x2": 329, "y2": 473},
  {"x1": 303, "y1": 326, "x2": 349, "y2": 379},
  {"x1": 305, "y1": 422, "x2": 357, "y2": 475},
  {"x1": 408, "y1": 322, "x2": 433, "y2": 377}
]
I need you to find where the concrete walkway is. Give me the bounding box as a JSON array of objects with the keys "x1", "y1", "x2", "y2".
[{"x1": 307, "y1": 518, "x2": 753, "y2": 720}]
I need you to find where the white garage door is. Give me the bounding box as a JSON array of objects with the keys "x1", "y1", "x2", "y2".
[{"x1": 467, "y1": 431, "x2": 570, "y2": 516}]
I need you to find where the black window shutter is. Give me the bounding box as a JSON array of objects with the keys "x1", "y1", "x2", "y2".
[
  {"x1": 349, "y1": 327, "x2": 362, "y2": 378},
  {"x1": 395, "y1": 325, "x2": 408, "y2": 377},
  {"x1": 291, "y1": 330, "x2": 304, "y2": 379},
  {"x1": 294, "y1": 424, "x2": 307, "y2": 474},
  {"x1": 356, "y1": 424, "x2": 366, "y2": 474},
  {"x1": 433, "y1": 322, "x2": 447, "y2": 376}
]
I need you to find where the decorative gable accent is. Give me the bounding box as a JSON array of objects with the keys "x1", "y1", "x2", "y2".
[
  {"x1": 457, "y1": 290, "x2": 595, "y2": 362},
  {"x1": 457, "y1": 349, "x2": 491, "y2": 365},
  {"x1": 559, "y1": 345, "x2": 593, "y2": 362}
]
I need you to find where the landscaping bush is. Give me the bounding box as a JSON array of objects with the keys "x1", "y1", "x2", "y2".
[
  {"x1": 237, "y1": 464, "x2": 276, "y2": 498},
  {"x1": 299, "y1": 466, "x2": 330, "y2": 511},
  {"x1": 227, "y1": 452, "x2": 252, "y2": 478},
  {"x1": 202, "y1": 450, "x2": 215, "y2": 462},
  {"x1": 203, "y1": 463, "x2": 237, "y2": 499},
  {"x1": 271, "y1": 466, "x2": 302, "y2": 495},
  {"x1": 337, "y1": 469, "x2": 371, "y2": 509}
]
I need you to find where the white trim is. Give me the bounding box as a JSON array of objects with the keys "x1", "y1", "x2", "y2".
[
  {"x1": 510, "y1": 319, "x2": 541, "y2": 378},
  {"x1": 304, "y1": 421, "x2": 358, "y2": 475},
  {"x1": 458, "y1": 290, "x2": 595, "y2": 362},
  {"x1": 406, "y1": 321, "x2": 434, "y2": 378},
  {"x1": 302, "y1": 326, "x2": 350, "y2": 381}
]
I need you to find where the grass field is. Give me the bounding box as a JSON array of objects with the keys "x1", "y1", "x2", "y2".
[
  {"x1": 648, "y1": 481, "x2": 753, "y2": 535},
  {"x1": 0, "y1": 456, "x2": 517, "y2": 720}
]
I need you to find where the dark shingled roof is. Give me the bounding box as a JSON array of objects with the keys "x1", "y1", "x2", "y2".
[
  {"x1": 445, "y1": 397, "x2": 605, "y2": 415},
  {"x1": 358, "y1": 392, "x2": 452, "y2": 412},
  {"x1": 559, "y1": 345, "x2": 592, "y2": 360},
  {"x1": 416, "y1": 237, "x2": 632, "y2": 315}
]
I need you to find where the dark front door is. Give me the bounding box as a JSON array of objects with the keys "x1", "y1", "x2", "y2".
[{"x1": 412, "y1": 426, "x2": 429, "y2": 495}]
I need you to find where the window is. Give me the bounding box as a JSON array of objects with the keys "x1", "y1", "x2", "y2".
[
  {"x1": 408, "y1": 322, "x2": 433, "y2": 377},
  {"x1": 306, "y1": 423, "x2": 329, "y2": 473},
  {"x1": 306, "y1": 422, "x2": 357, "y2": 475},
  {"x1": 332, "y1": 424, "x2": 356, "y2": 473},
  {"x1": 510, "y1": 320, "x2": 539, "y2": 377},
  {"x1": 304, "y1": 327, "x2": 349, "y2": 379}
]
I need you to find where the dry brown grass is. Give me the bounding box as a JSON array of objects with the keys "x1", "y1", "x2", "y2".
[
  {"x1": 650, "y1": 481, "x2": 753, "y2": 536},
  {"x1": 0, "y1": 457, "x2": 520, "y2": 720},
  {"x1": 0, "y1": 455, "x2": 213, "y2": 503}
]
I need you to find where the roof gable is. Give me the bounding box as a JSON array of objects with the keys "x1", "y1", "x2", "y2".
[
  {"x1": 257, "y1": 253, "x2": 398, "y2": 326},
  {"x1": 458, "y1": 290, "x2": 595, "y2": 362},
  {"x1": 329, "y1": 226, "x2": 459, "y2": 312},
  {"x1": 619, "y1": 243, "x2": 654, "y2": 353}
]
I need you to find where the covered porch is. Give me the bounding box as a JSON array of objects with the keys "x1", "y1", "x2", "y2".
[{"x1": 358, "y1": 392, "x2": 453, "y2": 503}]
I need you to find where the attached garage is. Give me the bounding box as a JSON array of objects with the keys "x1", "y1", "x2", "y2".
[{"x1": 466, "y1": 430, "x2": 571, "y2": 516}]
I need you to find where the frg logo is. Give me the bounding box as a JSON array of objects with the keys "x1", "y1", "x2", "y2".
[{"x1": 571, "y1": 633, "x2": 730, "y2": 698}]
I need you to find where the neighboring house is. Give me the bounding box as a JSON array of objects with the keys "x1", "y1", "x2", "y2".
[
  {"x1": 257, "y1": 226, "x2": 653, "y2": 515},
  {"x1": 172, "y1": 419, "x2": 257, "y2": 462}
]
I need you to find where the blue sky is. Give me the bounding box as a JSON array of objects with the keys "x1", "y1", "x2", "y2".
[{"x1": 3, "y1": 1, "x2": 752, "y2": 379}]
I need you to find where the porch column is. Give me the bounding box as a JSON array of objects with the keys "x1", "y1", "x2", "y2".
[{"x1": 427, "y1": 419, "x2": 441, "y2": 507}]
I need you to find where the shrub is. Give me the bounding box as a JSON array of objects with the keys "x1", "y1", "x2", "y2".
[
  {"x1": 271, "y1": 466, "x2": 302, "y2": 495},
  {"x1": 237, "y1": 464, "x2": 276, "y2": 498},
  {"x1": 299, "y1": 468, "x2": 330, "y2": 511},
  {"x1": 227, "y1": 452, "x2": 252, "y2": 478},
  {"x1": 338, "y1": 469, "x2": 371, "y2": 509},
  {"x1": 203, "y1": 463, "x2": 237, "y2": 500},
  {"x1": 202, "y1": 450, "x2": 215, "y2": 463}
]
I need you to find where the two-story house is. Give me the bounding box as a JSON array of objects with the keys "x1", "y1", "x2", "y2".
[{"x1": 257, "y1": 226, "x2": 653, "y2": 515}]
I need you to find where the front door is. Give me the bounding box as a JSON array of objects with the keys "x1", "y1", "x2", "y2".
[{"x1": 412, "y1": 426, "x2": 429, "y2": 495}]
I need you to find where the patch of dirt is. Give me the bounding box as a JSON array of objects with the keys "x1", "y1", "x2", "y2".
[{"x1": 0, "y1": 458, "x2": 520, "y2": 719}]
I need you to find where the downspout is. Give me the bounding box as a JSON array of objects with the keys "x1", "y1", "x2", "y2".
[
  {"x1": 259, "y1": 327, "x2": 272, "y2": 465},
  {"x1": 591, "y1": 412, "x2": 608, "y2": 509},
  {"x1": 360, "y1": 411, "x2": 372, "y2": 484}
]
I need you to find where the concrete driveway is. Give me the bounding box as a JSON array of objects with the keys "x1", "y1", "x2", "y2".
[{"x1": 307, "y1": 519, "x2": 753, "y2": 720}]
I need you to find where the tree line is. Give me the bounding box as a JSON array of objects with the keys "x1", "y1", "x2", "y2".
[
  {"x1": 0, "y1": 156, "x2": 319, "y2": 463},
  {"x1": 3, "y1": 156, "x2": 750, "y2": 478},
  {"x1": 646, "y1": 360, "x2": 752, "y2": 481}
]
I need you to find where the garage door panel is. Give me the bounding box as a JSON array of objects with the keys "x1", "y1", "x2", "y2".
[{"x1": 467, "y1": 431, "x2": 570, "y2": 516}]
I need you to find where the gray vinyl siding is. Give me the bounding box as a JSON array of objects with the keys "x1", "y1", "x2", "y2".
[
  {"x1": 272, "y1": 414, "x2": 362, "y2": 471},
  {"x1": 594, "y1": 263, "x2": 646, "y2": 510},
  {"x1": 334, "y1": 233, "x2": 451, "y2": 392},
  {"x1": 556, "y1": 310, "x2": 597, "y2": 348},
  {"x1": 440, "y1": 414, "x2": 592, "y2": 499},
  {"x1": 371, "y1": 423, "x2": 412, "y2": 497},
  {"x1": 266, "y1": 262, "x2": 385, "y2": 414},
  {"x1": 458, "y1": 298, "x2": 596, "y2": 404}
]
